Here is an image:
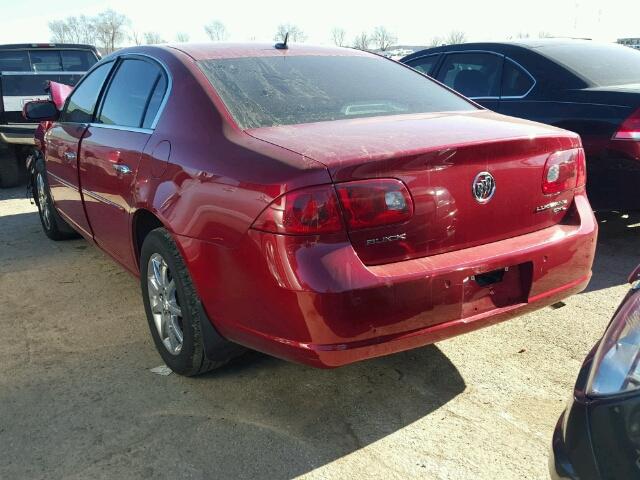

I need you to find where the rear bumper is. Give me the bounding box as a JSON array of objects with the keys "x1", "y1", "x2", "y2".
[{"x1": 177, "y1": 193, "x2": 597, "y2": 368}]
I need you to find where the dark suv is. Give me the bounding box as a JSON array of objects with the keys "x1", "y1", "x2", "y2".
[{"x1": 0, "y1": 43, "x2": 99, "y2": 187}]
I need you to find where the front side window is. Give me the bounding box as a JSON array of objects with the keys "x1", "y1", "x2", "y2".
[
  {"x1": 501, "y1": 60, "x2": 534, "y2": 97},
  {"x1": 406, "y1": 54, "x2": 440, "y2": 76},
  {"x1": 198, "y1": 55, "x2": 475, "y2": 129},
  {"x1": 62, "y1": 62, "x2": 113, "y2": 123},
  {"x1": 437, "y1": 52, "x2": 502, "y2": 98},
  {"x1": 98, "y1": 59, "x2": 166, "y2": 128}
]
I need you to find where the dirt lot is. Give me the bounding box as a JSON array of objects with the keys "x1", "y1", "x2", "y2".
[{"x1": 0, "y1": 185, "x2": 638, "y2": 480}]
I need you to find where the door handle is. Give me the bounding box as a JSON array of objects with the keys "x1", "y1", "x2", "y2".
[
  {"x1": 63, "y1": 151, "x2": 76, "y2": 162},
  {"x1": 113, "y1": 164, "x2": 132, "y2": 175}
]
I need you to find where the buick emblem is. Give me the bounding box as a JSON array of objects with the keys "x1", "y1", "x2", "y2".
[{"x1": 472, "y1": 171, "x2": 496, "y2": 204}]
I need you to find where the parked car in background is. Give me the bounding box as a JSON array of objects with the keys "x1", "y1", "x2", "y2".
[
  {"x1": 551, "y1": 265, "x2": 640, "y2": 480},
  {"x1": 24, "y1": 43, "x2": 596, "y2": 376},
  {"x1": 0, "y1": 43, "x2": 99, "y2": 187},
  {"x1": 402, "y1": 40, "x2": 640, "y2": 209}
]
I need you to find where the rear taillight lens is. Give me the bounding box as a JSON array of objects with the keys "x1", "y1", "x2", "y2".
[
  {"x1": 335, "y1": 179, "x2": 413, "y2": 230},
  {"x1": 542, "y1": 148, "x2": 586, "y2": 195},
  {"x1": 614, "y1": 108, "x2": 640, "y2": 141},
  {"x1": 252, "y1": 179, "x2": 414, "y2": 235},
  {"x1": 252, "y1": 185, "x2": 343, "y2": 235}
]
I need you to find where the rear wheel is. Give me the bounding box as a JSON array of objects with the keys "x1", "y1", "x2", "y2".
[
  {"x1": 0, "y1": 144, "x2": 25, "y2": 188},
  {"x1": 140, "y1": 228, "x2": 243, "y2": 376},
  {"x1": 33, "y1": 157, "x2": 78, "y2": 240}
]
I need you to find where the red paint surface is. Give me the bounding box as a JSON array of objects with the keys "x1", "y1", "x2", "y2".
[{"x1": 41, "y1": 44, "x2": 597, "y2": 367}]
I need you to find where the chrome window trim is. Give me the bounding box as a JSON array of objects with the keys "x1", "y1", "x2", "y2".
[
  {"x1": 500, "y1": 57, "x2": 537, "y2": 99},
  {"x1": 88, "y1": 122, "x2": 153, "y2": 135},
  {"x1": 431, "y1": 49, "x2": 537, "y2": 101}
]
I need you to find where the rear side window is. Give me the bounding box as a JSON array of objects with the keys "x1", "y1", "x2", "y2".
[
  {"x1": 98, "y1": 59, "x2": 166, "y2": 128},
  {"x1": 62, "y1": 62, "x2": 113, "y2": 123},
  {"x1": 0, "y1": 50, "x2": 30, "y2": 71},
  {"x1": 406, "y1": 55, "x2": 440, "y2": 76},
  {"x1": 199, "y1": 55, "x2": 475, "y2": 129},
  {"x1": 501, "y1": 60, "x2": 534, "y2": 97},
  {"x1": 437, "y1": 52, "x2": 502, "y2": 98}
]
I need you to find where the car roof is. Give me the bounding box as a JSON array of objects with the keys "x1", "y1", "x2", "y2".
[
  {"x1": 165, "y1": 42, "x2": 371, "y2": 60},
  {"x1": 406, "y1": 38, "x2": 606, "y2": 56},
  {"x1": 0, "y1": 43, "x2": 98, "y2": 51}
]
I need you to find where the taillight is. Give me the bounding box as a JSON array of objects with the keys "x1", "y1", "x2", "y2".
[
  {"x1": 614, "y1": 107, "x2": 640, "y2": 141},
  {"x1": 335, "y1": 179, "x2": 413, "y2": 230},
  {"x1": 251, "y1": 179, "x2": 414, "y2": 235},
  {"x1": 252, "y1": 185, "x2": 343, "y2": 235},
  {"x1": 542, "y1": 148, "x2": 586, "y2": 195}
]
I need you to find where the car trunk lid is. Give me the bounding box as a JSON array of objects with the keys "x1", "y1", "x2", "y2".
[{"x1": 247, "y1": 110, "x2": 581, "y2": 265}]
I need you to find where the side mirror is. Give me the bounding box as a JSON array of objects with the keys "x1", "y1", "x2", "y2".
[{"x1": 23, "y1": 100, "x2": 59, "y2": 122}]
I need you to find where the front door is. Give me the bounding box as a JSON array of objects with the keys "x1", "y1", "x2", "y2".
[
  {"x1": 45, "y1": 61, "x2": 114, "y2": 236},
  {"x1": 79, "y1": 57, "x2": 168, "y2": 271}
]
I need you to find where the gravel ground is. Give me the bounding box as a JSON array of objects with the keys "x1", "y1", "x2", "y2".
[{"x1": 0, "y1": 184, "x2": 638, "y2": 480}]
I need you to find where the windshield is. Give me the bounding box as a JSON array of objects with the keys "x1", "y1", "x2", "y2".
[
  {"x1": 537, "y1": 42, "x2": 640, "y2": 87},
  {"x1": 198, "y1": 55, "x2": 476, "y2": 129}
]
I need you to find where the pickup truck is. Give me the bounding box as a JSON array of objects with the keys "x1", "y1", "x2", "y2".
[{"x1": 0, "y1": 43, "x2": 99, "y2": 187}]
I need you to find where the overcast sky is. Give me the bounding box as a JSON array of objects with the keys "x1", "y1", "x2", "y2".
[{"x1": 2, "y1": 0, "x2": 639, "y2": 46}]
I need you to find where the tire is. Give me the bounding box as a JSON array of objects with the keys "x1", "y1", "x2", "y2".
[
  {"x1": 140, "y1": 228, "x2": 244, "y2": 376},
  {"x1": 0, "y1": 144, "x2": 24, "y2": 188},
  {"x1": 33, "y1": 156, "x2": 79, "y2": 240}
]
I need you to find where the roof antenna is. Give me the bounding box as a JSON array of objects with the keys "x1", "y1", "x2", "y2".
[{"x1": 275, "y1": 32, "x2": 289, "y2": 50}]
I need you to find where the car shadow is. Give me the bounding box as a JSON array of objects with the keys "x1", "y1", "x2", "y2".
[
  {"x1": 583, "y1": 210, "x2": 640, "y2": 293},
  {"x1": 177, "y1": 347, "x2": 465, "y2": 479}
]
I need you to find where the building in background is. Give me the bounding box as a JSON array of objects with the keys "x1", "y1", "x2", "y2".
[{"x1": 618, "y1": 38, "x2": 640, "y2": 49}]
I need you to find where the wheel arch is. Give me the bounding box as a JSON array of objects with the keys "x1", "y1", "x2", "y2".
[{"x1": 132, "y1": 208, "x2": 168, "y2": 272}]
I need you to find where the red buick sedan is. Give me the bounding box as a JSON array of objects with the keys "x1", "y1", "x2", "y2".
[{"x1": 24, "y1": 43, "x2": 597, "y2": 375}]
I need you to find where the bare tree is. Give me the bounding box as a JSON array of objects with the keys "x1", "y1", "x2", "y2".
[
  {"x1": 49, "y1": 20, "x2": 71, "y2": 43},
  {"x1": 372, "y1": 26, "x2": 397, "y2": 51},
  {"x1": 428, "y1": 36, "x2": 443, "y2": 47},
  {"x1": 445, "y1": 30, "x2": 467, "y2": 45},
  {"x1": 274, "y1": 24, "x2": 307, "y2": 42},
  {"x1": 331, "y1": 27, "x2": 346, "y2": 47},
  {"x1": 49, "y1": 15, "x2": 97, "y2": 44},
  {"x1": 94, "y1": 9, "x2": 130, "y2": 53},
  {"x1": 175, "y1": 32, "x2": 190, "y2": 42},
  {"x1": 130, "y1": 31, "x2": 143, "y2": 46},
  {"x1": 204, "y1": 21, "x2": 228, "y2": 41},
  {"x1": 353, "y1": 32, "x2": 371, "y2": 51},
  {"x1": 143, "y1": 32, "x2": 165, "y2": 45}
]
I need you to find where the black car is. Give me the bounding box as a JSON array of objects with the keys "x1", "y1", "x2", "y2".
[
  {"x1": 551, "y1": 265, "x2": 640, "y2": 479},
  {"x1": 401, "y1": 40, "x2": 640, "y2": 209},
  {"x1": 0, "y1": 43, "x2": 99, "y2": 187}
]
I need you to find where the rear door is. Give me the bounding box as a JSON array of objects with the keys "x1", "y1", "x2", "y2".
[
  {"x1": 434, "y1": 51, "x2": 503, "y2": 111},
  {"x1": 45, "y1": 61, "x2": 114, "y2": 236},
  {"x1": 80, "y1": 56, "x2": 168, "y2": 270}
]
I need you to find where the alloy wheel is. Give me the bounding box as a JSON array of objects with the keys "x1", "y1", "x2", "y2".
[
  {"x1": 147, "y1": 253, "x2": 184, "y2": 355},
  {"x1": 36, "y1": 172, "x2": 51, "y2": 230}
]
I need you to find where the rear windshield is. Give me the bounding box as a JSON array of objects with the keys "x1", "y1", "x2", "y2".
[
  {"x1": 0, "y1": 49, "x2": 98, "y2": 72},
  {"x1": 537, "y1": 43, "x2": 640, "y2": 87},
  {"x1": 198, "y1": 55, "x2": 476, "y2": 129}
]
